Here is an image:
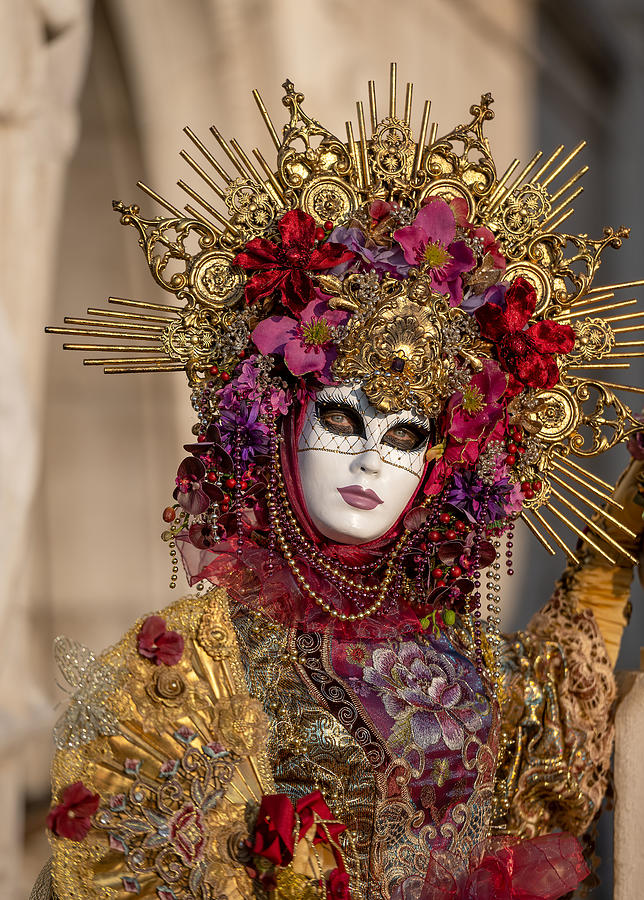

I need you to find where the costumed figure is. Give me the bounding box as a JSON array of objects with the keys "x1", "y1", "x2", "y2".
[{"x1": 36, "y1": 66, "x2": 644, "y2": 900}]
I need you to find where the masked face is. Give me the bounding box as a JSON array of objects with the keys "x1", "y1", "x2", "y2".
[{"x1": 297, "y1": 385, "x2": 433, "y2": 544}]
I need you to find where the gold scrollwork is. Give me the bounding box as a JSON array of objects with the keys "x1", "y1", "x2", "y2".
[
  {"x1": 300, "y1": 176, "x2": 358, "y2": 226},
  {"x1": 565, "y1": 318, "x2": 615, "y2": 364},
  {"x1": 189, "y1": 250, "x2": 245, "y2": 309},
  {"x1": 224, "y1": 177, "x2": 280, "y2": 236},
  {"x1": 535, "y1": 388, "x2": 579, "y2": 443},
  {"x1": 370, "y1": 117, "x2": 415, "y2": 184}
]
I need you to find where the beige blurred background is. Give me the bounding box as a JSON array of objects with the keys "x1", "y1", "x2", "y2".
[{"x1": 1, "y1": 0, "x2": 642, "y2": 897}]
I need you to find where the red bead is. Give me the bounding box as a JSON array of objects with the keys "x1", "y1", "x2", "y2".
[
  {"x1": 315, "y1": 226, "x2": 326, "y2": 241},
  {"x1": 505, "y1": 454, "x2": 516, "y2": 466},
  {"x1": 450, "y1": 565, "x2": 462, "y2": 578},
  {"x1": 428, "y1": 530, "x2": 441, "y2": 543},
  {"x1": 445, "y1": 529, "x2": 457, "y2": 540},
  {"x1": 532, "y1": 480, "x2": 542, "y2": 491},
  {"x1": 523, "y1": 488, "x2": 534, "y2": 499},
  {"x1": 238, "y1": 350, "x2": 246, "y2": 359},
  {"x1": 222, "y1": 494, "x2": 230, "y2": 504},
  {"x1": 521, "y1": 482, "x2": 531, "y2": 492},
  {"x1": 220, "y1": 372, "x2": 231, "y2": 383},
  {"x1": 439, "y1": 512, "x2": 451, "y2": 524},
  {"x1": 431, "y1": 567, "x2": 443, "y2": 579},
  {"x1": 436, "y1": 579, "x2": 447, "y2": 588},
  {"x1": 455, "y1": 520, "x2": 466, "y2": 533},
  {"x1": 517, "y1": 446, "x2": 526, "y2": 454},
  {"x1": 507, "y1": 443, "x2": 517, "y2": 454},
  {"x1": 225, "y1": 477, "x2": 237, "y2": 489},
  {"x1": 209, "y1": 365, "x2": 219, "y2": 375},
  {"x1": 324, "y1": 220, "x2": 333, "y2": 231},
  {"x1": 207, "y1": 472, "x2": 218, "y2": 482},
  {"x1": 162, "y1": 506, "x2": 176, "y2": 523},
  {"x1": 197, "y1": 434, "x2": 206, "y2": 443},
  {"x1": 240, "y1": 480, "x2": 249, "y2": 490}
]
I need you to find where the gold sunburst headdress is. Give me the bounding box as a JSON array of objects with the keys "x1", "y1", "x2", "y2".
[{"x1": 47, "y1": 64, "x2": 644, "y2": 565}]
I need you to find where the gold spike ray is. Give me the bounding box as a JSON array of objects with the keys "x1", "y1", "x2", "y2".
[
  {"x1": 544, "y1": 500, "x2": 616, "y2": 564},
  {"x1": 549, "y1": 486, "x2": 636, "y2": 562},
  {"x1": 252, "y1": 89, "x2": 280, "y2": 150},
  {"x1": 136, "y1": 181, "x2": 182, "y2": 217},
  {"x1": 521, "y1": 511, "x2": 558, "y2": 556},
  {"x1": 64, "y1": 317, "x2": 164, "y2": 333},
  {"x1": 549, "y1": 471, "x2": 636, "y2": 539},
  {"x1": 368, "y1": 80, "x2": 378, "y2": 133},
  {"x1": 525, "y1": 509, "x2": 580, "y2": 564},
  {"x1": 551, "y1": 458, "x2": 623, "y2": 509},
  {"x1": 183, "y1": 126, "x2": 233, "y2": 184}
]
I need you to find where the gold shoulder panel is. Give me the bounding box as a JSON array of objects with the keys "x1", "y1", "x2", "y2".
[{"x1": 49, "y1": 587, "x2": 273, "y2": 900}]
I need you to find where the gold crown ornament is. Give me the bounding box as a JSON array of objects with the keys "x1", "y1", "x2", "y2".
[{"x1": 47, "y1": 64, "x2": 644, "y2": 566}]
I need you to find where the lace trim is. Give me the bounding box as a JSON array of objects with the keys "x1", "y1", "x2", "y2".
[{"x1": 493, "y1": 580, "x2": 615, "y2": 837}]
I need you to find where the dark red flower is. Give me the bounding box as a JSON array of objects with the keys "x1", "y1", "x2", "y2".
[
  {"x1": 327, "y1": 867, "x2": 351, "y2": 899},
  {"x1": 234, "y1": 209, "x2": 355, "y2": 314},
  {"x1": 475, "y1": 276, "x2": 575, "y2": 393},
  {"x1": 137, "y1": 615, "x2": 184, "y2": 666},
  {"x1": 46, "y1": 781, "x2": 100, "y2": 841},
  {"x1": 296, "y1": 790, "x2": 346, "y2": 845},
  {"x1": 188, "y1": 522, "x2": 217, "y2": 550},
  {"x1": 173, "y1": 456, "x2": 223, "y2": 515},
  {"x1": 183, "y1": 423, "x2": 233, "y2": 474},
  {"x1": 250, "y1": 793, "x2": 296, "y2": 866}
]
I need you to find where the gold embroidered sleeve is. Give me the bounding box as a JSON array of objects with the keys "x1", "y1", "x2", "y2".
[
  {"x1": 493, "y1": 459, "x2": 644, "y2": 838},
  {"x1": 48, "y1": 587, "x2": 274, "y2": 900}
]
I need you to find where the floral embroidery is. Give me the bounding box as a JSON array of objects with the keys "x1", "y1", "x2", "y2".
[{"x1": 363, "y1": 642, "x2": 485, "y2": 752}]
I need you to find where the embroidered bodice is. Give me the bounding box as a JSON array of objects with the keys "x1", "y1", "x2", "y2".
[{"x1": 232, "y1": 605, "x2": 496, "y2": 898}]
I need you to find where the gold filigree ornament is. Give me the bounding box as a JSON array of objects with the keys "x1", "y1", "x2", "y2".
[
  {"x1": 47, "y1": 63, "x2": 644, "y2": 562},
  {"x1": 49, "y1": 589, "x2": 275, "y2": 900}
]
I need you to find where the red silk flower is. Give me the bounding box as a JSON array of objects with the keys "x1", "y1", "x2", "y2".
[
  {"x1": 296, "y1": 789, "x2": 346, "y2": 845},
  {"x1": 327, "y1": 866, "x2": 351, "y2": 899},
  {"x1": 475, "y1": 276, "x2": 574, "y2": 394},
  {"x1": 137, "y1": 615, "x2": 184, "y2": 666},
  {"x1": 47, "y1": 781, "x2": 100, "y2": 841},
  {"x1": 250, "y1": 793, "x2": 296, "y2": 866},
  {"x1": 234, "y1": 209, "x2": 355, "y2": 314}
]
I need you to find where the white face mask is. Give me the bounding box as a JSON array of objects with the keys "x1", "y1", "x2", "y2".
[{"x1": 297, "y1": 385, "x2": 433, "y2": 545}]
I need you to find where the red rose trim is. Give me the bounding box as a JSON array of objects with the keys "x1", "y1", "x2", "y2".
[{"x1": 46, "y1": 781, "x2": 100, "y2": 841}]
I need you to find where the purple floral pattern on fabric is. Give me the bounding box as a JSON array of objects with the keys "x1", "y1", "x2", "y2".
[{"x1": 362, "y1": 641, "x2": 485, "y2": 752}]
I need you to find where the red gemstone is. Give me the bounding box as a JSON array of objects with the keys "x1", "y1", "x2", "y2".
[
  {"x1": 315, "y1": 226, "x2": 326, "y2": 241},
  {"x1": 439, "y1": 512, "x2": 451, "y2": 525},
  {"x1": 521, "y1": 482, "x2": 531, "y2": 492},
  {"x1": 220, "y1": 372, "x2": 231, "y2": 383},
  {"x1": 445, "y1": 529, "x2": 457, "y2": 540},
  {"x1": 207, "y1": 472, "x2": 218, "y2": 482},
  {"x1": 209, "y1": 365, "x2": 219, "y2": 375},
  {"x1": 450, "y1": 565, "x2": 462, "y2": 578},
  {"x1": 524, "y1": 488, "x2": 534, "y2": 499},
  {"x1": 240, "y1": 480, "x2": 249, "y2": 490},
  {"x1": 324, "y1": 220, "x2": 333, "y2": 231},
  {"x1": 436, "y1": 579, "x2": 447, "y2": 588},
  {"x1": 507, "y1": 443, "x2": 517, "y2": 454},
  {"x1": 517, "y1": 446, "x2": 526, "y2": 454},
  {"x1": 532, "y1": 480, "x2": 542, "y2": 491},
  {"x1": 225, "y1": 477, "x2": 237, "y2": 489},
  {"x1": 428, "y1": 530, "x2": 441, "y2": 543},
  {"x1": 431, "y1": 567, "x2": 443, "y2": 579},
  {"x1": 162, "y1": 507, "x2": 176, "y2": 523},
  {"x1": 455, "y1": 520, "x2": 466, "y2": 533},
  {"x1": 505, "y1": 454, "x2": 516, "y2": 466},
  {"x1": 238, "y1": 350, "x2": 246, "y2": 359},
  {"x1": 197, "y1": 434, "x2": 206, "y2": 443}
]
